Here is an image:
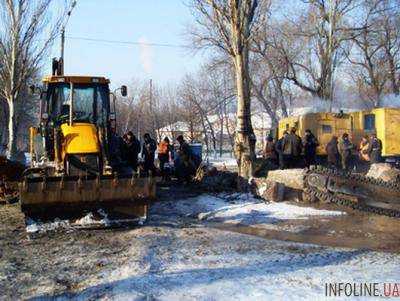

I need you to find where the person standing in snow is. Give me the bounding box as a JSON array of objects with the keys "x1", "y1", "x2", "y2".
[
  {"x1": 358, "y1": 136, "x2": 370, "y2": 163},
  {"x1": 123, "y1": 131, "x2": 141, "y2": 171},
  {"x1": 282, "y1": 127, "x2": 302, "y2": 168},
  {"x1": 302, "y1": 129, "x2": 319, "y2": 168},
  {"x1": 326, "y1": 136, "x2": 339, "y2": 169},
  {"x1": 275, "y1": 131, "x2": 288, "y2": 169},
  {"x1": 263, "y1": 134, "x2": 277, "y2": 163},
  {"x1": 357, "y1": 135, "x2": 370, "y2": 172},
  {"x1": 142, "y1": 133, "x2": 157, "y2": 175},
  {"x1": 368, "y1": 133, "x2": 382, "y2": 164},
  {"x1": 338, "y1": 133, "x2": 354, "y2": 171},
  {"x1": 158, "y1": 137, "x2": 173, "y2": 181},
  {"x1": 176, "y1": 135, "x2": 196, "y2": 183}
]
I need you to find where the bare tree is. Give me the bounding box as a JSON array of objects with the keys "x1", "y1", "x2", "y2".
[
  {"x1": 345, "y1": 0, "x2": 388, "y2": 106},
  {"x1": 344, "y1": 0, "x2": 400, "y2": 106},
  {"x1": 205, "y1": 64, "x2": 236, "y2": 156},
  {"x1": 116, "y1": 79, "x2": 178, "y2": 141},
  {"x1": 0, "y1": 100, "x2": 7, "y2": 154},
  {"x1": 0, "y1": 0, "x2": 66, "y2": 160},
  {"x1": 250, "y1": 14, "x2": 290, "y2": 124},
  {"x1": 274, "y1": 0, "x2": 359, "y2": 102},
  {"x1": 189, "y1": 0, "x2": 267, "y2": 179},
  {"x1": 379, "y1": 0, "x2": 400, "y2": 95}
]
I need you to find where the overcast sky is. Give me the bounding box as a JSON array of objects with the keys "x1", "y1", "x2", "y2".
[{"x1": 46, "y1": 0, "x2": 205, "y2": 88}]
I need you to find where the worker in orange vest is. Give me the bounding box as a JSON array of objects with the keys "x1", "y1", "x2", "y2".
[{"x1": 158, "y1": 137, "x2": 172, "y2": 181}]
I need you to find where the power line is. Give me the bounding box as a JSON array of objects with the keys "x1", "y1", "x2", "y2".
[{"x1": 65, "y1": 35, "x2": 190, "y2": 49}]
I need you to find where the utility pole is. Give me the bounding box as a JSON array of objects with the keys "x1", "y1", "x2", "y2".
[
  {"x1": 149, "y1": 79, "x2": 158, "y2": 139},
  {"x1": 149, "y1": 79, "x2": 153, "y2": 111},
  {"x1": 60, "y1": 0, "x2": 77, "y2": 75},
  {"x1": 137, "y1": 99, "x2": 142, "y2": 139},
  {"x1": 60, "y1": 29, "x2": 65, "y2": 74}
]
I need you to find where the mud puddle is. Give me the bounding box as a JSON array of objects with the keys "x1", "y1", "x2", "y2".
[{"x1": 212, "y1": 204, "x2": 400, "y2": 253}]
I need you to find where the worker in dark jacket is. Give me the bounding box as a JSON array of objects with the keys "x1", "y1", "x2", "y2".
[
  {"x1": 282, "y1": 127, "x2": 302, "y2": 168},
  {"x1": 275, "y1": 131, "x2": 288, "y2": 169},
  {"x1": 326, "y1": 136, "x2": 339, "y2": 168},
  {"x1": 142, "y1": 133, "x2": 157, "y2": 174},
  {"x1": 124, "y1": 131, "x2": 141, "y2": 171},
  {"x1": 303, "y1": 129, "x2": 319, "y2": 168},
  {"x1": 368, "y1": 133, "x2": 382, "y2": 164},
  {"x1": 176, "y1": 135, "x2": 196, "y2": 183},
  {"x1": 338, "y1": 133, "x2": 354, "y2": 171},
  {"x1": 263, "y1": 135, "x2": 277, "y2": 163},
  {"x1": 109, "y1": 128, "x2": 125, "y2": 171}
]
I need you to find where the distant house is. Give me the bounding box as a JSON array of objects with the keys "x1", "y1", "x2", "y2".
[{"x1": 158, "y1": 121, "x2": 203, "y2": 143}]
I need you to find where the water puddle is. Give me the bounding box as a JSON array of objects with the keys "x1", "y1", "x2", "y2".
[{"x1": 212, "y1": 208, "x2": 400, "y2": 253}]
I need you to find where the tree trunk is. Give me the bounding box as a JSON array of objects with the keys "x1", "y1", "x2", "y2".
[
  {"x1": 199, "y1": 114, "x2": 210, "y2": 156},
  {"x1": 7, "y1": 99, "x2": 18, "y2": 160},
  {"x1": 219, "y1": 113, "x2": 224, "y2": 157},
  {"x1": 0, "y1": 102, "x2": 6, "y2": 154},
  {"x1": 223, "y1": 105, "x2": 234, "y2": 152},
  {"x1": 387, "y1": 53, "x2": 399, "y2": 95},
  {"x1": 233, "y1": 51, "x2": 256, "y2": 179},
  {"x1": 204, "y1": 117, "x2": 217, "y2": 158}
]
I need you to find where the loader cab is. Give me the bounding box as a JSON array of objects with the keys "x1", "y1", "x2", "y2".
[
  {"x1": 42, "y1": 76, "x2": 111, "y2": 127},
  {"x1": 34, "y1": 76, "x2": 115, "y2": 165}
]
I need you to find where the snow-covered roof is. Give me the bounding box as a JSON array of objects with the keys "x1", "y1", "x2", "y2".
[
  {"x1": 159, "y1": 121, "x2": 199, "y2": 133},
  {"x1": 158, "y1": 111, "x2": 272, "y2": 133}
]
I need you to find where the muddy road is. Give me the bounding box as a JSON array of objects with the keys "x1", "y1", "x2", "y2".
[{"x1": 1, "y1": 187, "x2": 400, "y2": 299}]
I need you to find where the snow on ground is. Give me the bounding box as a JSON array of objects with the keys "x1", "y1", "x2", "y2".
[
  {"x1": 46, "y1": 227, "x2": 400, "y2": 301},
  {"x1": 26, "y1": 193, "x2": 344, "y2": 234},
  {"x1": 25, "y1": 218, "x2": 71, "y2": 233},
  {"x1": 154, "y1": 193, "x2": 345, "y2": 228},
  {"x1": 26, "y1": 210, "x2": 145, "y2": 233},
  {"x1": 208, "y1": 155, "x2": 237, "y2": 169},
  {"x1": 5, "y1": 194, "x2": 400, "y2": 300}
]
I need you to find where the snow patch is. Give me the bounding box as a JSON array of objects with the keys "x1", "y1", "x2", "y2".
[
  {"x1": 208, "y1": 156, "x2": 237, "y2": 168},
  {"x1": 74, "y1": 209, "x2": 110, "y2": 226},
  {"x1": 71, "y1": 227, "x2": 400, "y2": 301},
  {"x1": 26, "y1": 218, "x2": 71, "y2": 233},
  {"x1": 26, "y1": 209, "x2": 146, "y2": 233},
  {"x1": 154, "y1": 193, "x2": 345, "y2": 227}
]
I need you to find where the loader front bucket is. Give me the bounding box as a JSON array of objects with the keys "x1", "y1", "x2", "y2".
[{"x1": 19, "y1": 174, "x2": 156, "y2": 223}]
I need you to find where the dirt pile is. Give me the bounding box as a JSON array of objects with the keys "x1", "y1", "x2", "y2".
[
  {"x1": 197, "y1": 169, "x2": 238, "y2": 192},
  {"x1": 0, "y1": 156, "x2": 25, "y2": 203},
  {"x1": 0, "y1": 156, "x2": 25, "y2": 181}
]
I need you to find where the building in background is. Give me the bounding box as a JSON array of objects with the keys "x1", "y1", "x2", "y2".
[{"x1": 158, "y1": 111, "x2": 272, "y2": 155}]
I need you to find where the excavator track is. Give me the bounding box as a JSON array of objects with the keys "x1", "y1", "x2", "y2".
[{"x1": 303, "y1": 166, "x2": 400, "y2": 218}]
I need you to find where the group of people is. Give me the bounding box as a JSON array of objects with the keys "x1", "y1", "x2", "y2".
[
  {"x1": 263, "y1": 128, "x2": 383, "y2": 171},
  {"x1": 263, "y1": 127, "x2": 319, "y2": 169},
  {"x1": 111, "y1": 131, "x2": 198, "y2": 182},
  {"x1": 326, "y1": 132, "x2": 382, "y2": 171}
]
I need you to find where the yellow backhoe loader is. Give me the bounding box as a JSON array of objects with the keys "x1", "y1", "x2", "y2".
[{"x1": 21, "y1": 68, "x2": 155, "y2": 226}]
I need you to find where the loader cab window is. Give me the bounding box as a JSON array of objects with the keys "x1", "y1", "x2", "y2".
[
  {"x1": 364, "y1": 114, "x2": 375, "y2": 131},
  {"x1": 47, "y1": 83, "x2": 109, "y2": 125}
]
